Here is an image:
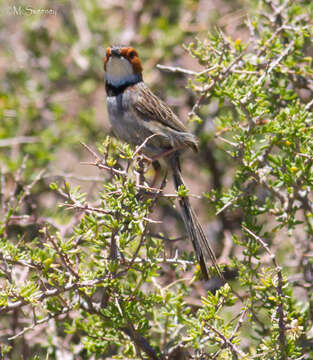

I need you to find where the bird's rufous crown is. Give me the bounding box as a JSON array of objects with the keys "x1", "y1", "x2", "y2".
[{"x1": 104, "y1": 46, "x2": 143, "y2": 74}]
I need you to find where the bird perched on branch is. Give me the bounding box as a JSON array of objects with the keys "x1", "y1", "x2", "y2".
[{"x1": 104, "y1": 45, "x2": 221, "y2": 280}]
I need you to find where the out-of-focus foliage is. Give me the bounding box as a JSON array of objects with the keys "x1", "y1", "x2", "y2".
[{"x1": 0, "y1": 0, "x2": 313, "y2": 359}]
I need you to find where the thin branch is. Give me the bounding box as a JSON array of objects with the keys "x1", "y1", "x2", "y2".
[
  {"x1": 80, "y1": 141, "x2": 101, "y2": 161},
  {"x1": 44, "y1": 226, "x2": 79, "y2": 279},
  {"x1": 230, "y1": 307, "x2": 248, "y2": 341},
  {"x1": 204, "y1": 323, "x2": 246, "y2": 359},
  {"x1": 0, "y1": 136, "x2": 40, "y2": 147},
  {"x1": 80, "y1": 142, "x2": 126, "y2": 176},
  {"x1": 130, "y1": 257, "x2": 194, "y2": 266},
  {"x1": 156, "y1": 64, "x2": 197, "y2": 76},
  {"x1": 0, "y1": 255, "x2": 37, "y2": 269},
  {"x1": 156, "y1": 64, "x2": 219, "y2": 76},
  {"x1": 210, "y1": 307, "x2": 247, "y2": 360},
  {"x1": 242, "y1": 225, "x2": 286, "y2": 359},
  {"x1": 242, "y1": 40, "x2": 295, "y2": 104},
  {"x1": 8, "y1": 306, "x2": 72, "y2": 340},
  {"x1": 0, "y1": 276, "x2": 111, "y2": 314},
  {"x1": 150, "y1": 234, "x2": 187, "y2": 242},
  {"x1": 80, "y1": 161, "x2": 126, "y2": 176},
  {"x1": 133, "y1": 134, "x2": 158, "y2": 158},
  {"x1": 63, "y1": 203, "x2": 114, "y2": 215}
]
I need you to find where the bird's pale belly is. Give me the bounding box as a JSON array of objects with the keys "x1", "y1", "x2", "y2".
[{"x1": 106, "y1": 94, "x2": 158, "y2": 154}]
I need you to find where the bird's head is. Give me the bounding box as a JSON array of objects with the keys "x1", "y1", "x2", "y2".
[{"x1": 104, "y1": 46, "x2": 143, "y2": 87}]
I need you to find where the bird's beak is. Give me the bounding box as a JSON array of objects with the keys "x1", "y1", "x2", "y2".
[{"x1": 110, "y1": 48, "x2": 121, "y2": 57}]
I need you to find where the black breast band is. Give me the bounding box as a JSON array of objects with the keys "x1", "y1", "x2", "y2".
[{"x1": 105, "y1": 77, "x2": 143, "y2": 97}]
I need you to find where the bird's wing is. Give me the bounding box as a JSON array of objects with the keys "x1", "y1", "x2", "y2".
[{"x1": 134, "y1": 84, "x2": 188, "y2": 133}]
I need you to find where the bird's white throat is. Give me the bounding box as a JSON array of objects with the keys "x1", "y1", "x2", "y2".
[{"x1": 105, "y1": 56, "x2": 139, "y2": 87}]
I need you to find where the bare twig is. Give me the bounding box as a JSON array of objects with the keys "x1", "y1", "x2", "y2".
[
  {"x1": 0, "y1": 136, "x2": 40, "y2": 147},
  {"x1": 157, "y1": 64, "x2": 219, "y2": 76},
  {"x1": 133, "y1": 134, "x2": 158, "y2": 158},
  {"x1": 156, "y1": 64, "x2": 197, "y2": 76},
  {"x1": 80, "y1": 161, "x2": 126, "y2": 176}
]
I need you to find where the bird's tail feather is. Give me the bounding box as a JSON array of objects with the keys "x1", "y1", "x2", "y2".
[{"x1": 169, "y1": 153, "x2": 222, "y2": 280}]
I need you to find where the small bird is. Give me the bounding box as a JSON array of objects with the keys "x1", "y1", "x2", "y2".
[{"x1": 104, "y1": 45, "x2": 221, "y2": 279}]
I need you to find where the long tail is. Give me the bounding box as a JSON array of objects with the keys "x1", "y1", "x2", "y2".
[{"x1": 169, "y1": 153, "x2": 222, "y2": 280}]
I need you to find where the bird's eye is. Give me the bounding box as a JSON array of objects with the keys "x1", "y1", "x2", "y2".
[{"x1": 129, "y1": 51, "x2": 136, "y2": 59}]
